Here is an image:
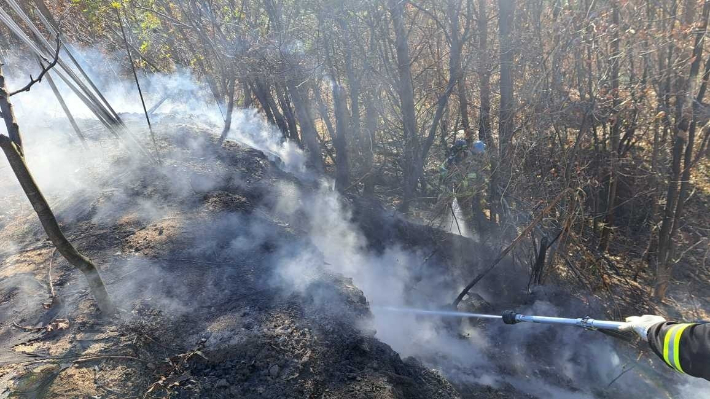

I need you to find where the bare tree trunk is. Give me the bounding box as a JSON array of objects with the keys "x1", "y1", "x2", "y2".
[
  {"x1": 332, "y1": 84, "x2": 351, "y2": 190},
  {"x1": 339, "y1": 19, "x2": 363, "y2": 158},
  {"x1": 0, "y1": 136, "x2": 114, "y2": 314},
  {"x1": 274, "y1": 84, "x2": 300, "y2": 145},
  {"x1": 599, "y1": 3, "x2": 621, "y2": 251},
  {"x1": 0, "y1": 68, "x2": 22, "y2": 151},
  {"x1": 477, "y1": 0, "x2": 495, "y2": 222},
  {"x1": 0, "y1": 66, "x2": 113, "y2": 314},
  {"x1": 655, "y1": 136, "x2": 684, "y2": 299},
  {"x1": 458, "y1": 77, "x2": 471, "y2": 137},
  {"x1": 389, "y1": 0, "x2": 420, "y2": 212},
  {"x1": 241, "y1": 81, "x2": 253, "y2": 108},
  {"x1": 477, "y1": 0, "x2": 491, "y2": 144},
  {"x1": 219, "y1": 78, "x2": 236, "y2": 144},
  {"x1": 251, "y1": 81, "x2": 283, "y2": 133},
  {"x1": 363, "y1": 91, "x2": 378, "y2": 196},
  {"x1": 288, "y1": 80, "x2": 323, "y2": 170},
  {"x1": 496, "y1": 0, "x2": 515, "y2": 221}
]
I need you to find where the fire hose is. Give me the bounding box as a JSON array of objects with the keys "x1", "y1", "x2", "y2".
[
  {"x1": 500, "y1": 310, "x2": 627, "y2": 330},
  {"x1": 376, "y1": 307, "x2": 709, "y2": 331},
  {"x1": 375, "y1": 307, "x2": 628, "y2": 332}
]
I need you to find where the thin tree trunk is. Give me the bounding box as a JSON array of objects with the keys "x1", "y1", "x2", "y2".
[
  {"x1": 478, "y1": 0, "x2": 495, "y2": 222},
  {"x1": 242, "y1": 81, "x2": 253, "y2": 108},
  {"x1": 458, "y1": 77, "x2": 471, "y2": 138},
  {"x1": 477, "y1": 0, "x2": 491, "y2": 144},
  {"x1": 219, "y1": 78, "x2": 236, "y2": 144},
  {"x1": 287, "y1": 80, "x2": 323, "y2": 170},
  {"x1": 0, "y1": 136, "x2": 114, "y2": 314},
  {"x1": 599, "y1": 3, "x2": 621, "y2": 251},
  {"x1": 496, "y1": 0, "x2": 515, "y2": 221},
  {"x1": 332, "y1": 84, "x2": 351, "y2": 190},
  {"x1": 340, "y1": 19, "x2": 363, "y2": 159},
  {"x1": 0, "y1": 67, "x2": 22, "y2": 151},
  {"x1": 655, "y1": 136, "x2": 684, "y2": 299},
  {"x1": 0, "y1": 65, "x2": 113, "y2": 314},
  {"x1": 274, "y1": 84, "x2": 300, "y2": 145},
  {"x1": 389, "y1": 0, "x2": 419, "y2": 212},
  {"x1": 363, "y1": 91, "x2": 378, "y2": 196}
]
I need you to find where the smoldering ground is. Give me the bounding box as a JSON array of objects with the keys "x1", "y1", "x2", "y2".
[{"x1": 0, "y1": 55, "x2": 707, "y2": 398}]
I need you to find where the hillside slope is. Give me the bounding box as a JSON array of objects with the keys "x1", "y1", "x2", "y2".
[{"x1": 0, "y1": 117, "x2": 706, "y2": 398}]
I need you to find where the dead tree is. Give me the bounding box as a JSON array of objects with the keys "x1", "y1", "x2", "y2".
[{"x1": 0, "y1": 63, "x2": 115, "y2": 315}]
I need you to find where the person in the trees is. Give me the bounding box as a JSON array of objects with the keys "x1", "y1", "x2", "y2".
[
  {"x1": 438, "y1": 135, "x2": 488, "y2": 230},
  {"x1": 624, "y1": 315, "x2": 710, "y2": 381}
]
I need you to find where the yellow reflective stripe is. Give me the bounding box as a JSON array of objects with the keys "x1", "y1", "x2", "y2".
[
  {"x1": 662, "y1": 325, "x2": 679, "y2": 367},
  {"x1": 672, "y1": 324, "x2": 693, "y2": 373}
]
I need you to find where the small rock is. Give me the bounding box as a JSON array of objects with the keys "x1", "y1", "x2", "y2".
[
  {"x1": 358, "y1": 340, "x2": 371, "y2": 353},
  {"x1": 215, "y1": 378, "x2": 229, "y2": 388},
  {"x1": 269, "y1": 364, "x2": 280, "y2": 377},
  {"x1": 146, "y1": 363, "x2": 155, "y2": 370}
]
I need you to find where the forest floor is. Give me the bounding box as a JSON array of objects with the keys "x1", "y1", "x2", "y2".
[{"x1": 0, "y1": 116, "x2": 708, "y2": 398}]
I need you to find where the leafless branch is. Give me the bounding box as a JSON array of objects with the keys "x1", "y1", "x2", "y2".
[{"x1": 9, "y1": 35, "x2": 61, "y2": 97}]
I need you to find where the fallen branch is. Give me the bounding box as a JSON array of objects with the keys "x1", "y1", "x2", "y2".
[
  {"x1": 452, "y1": 188, "x2": 574, "y2": 307},
  {"x1": 8, "y1": 34, "x2": 61, "y2": 97}
]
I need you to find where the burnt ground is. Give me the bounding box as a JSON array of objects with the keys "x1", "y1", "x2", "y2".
[
  {"x1": 0, "y1": 118, "x2": 708, "y2": 398},
  {"x1": 0, "y1": 121, "x2": 471, "y2": 399}
]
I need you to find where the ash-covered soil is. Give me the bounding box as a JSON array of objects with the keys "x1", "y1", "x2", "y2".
[
  {"x1": 0, "y1": 118, "x2": 705, "y2": 398},
  {"x1": 0, "y1": 121, "x2": 468, "y2": 399}
]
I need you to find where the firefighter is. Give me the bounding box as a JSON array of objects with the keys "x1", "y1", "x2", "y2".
[
  {"x1": 438, "y1": 138, "x2": 488, "y2": 229},
  {"x1": 623, "y1": 315, "x2": 710, "y2": 381}
]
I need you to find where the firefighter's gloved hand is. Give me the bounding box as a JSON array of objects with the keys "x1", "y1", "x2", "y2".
[{"x1": 621, "y1": 315, "x2": 667, "y2": 341}]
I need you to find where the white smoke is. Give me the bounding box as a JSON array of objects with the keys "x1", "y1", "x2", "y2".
[{"x1": 0, "y1": 47, "x2": 707, "y2": 399}]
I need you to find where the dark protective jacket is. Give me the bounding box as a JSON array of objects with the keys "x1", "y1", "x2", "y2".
[{"x1": 647, "y1": 322, "x2": 710, "y2": 381}]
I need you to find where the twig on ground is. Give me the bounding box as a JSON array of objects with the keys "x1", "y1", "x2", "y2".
[{"x1": 607, "y1": 364, "x2": 635, "y2": 387}]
